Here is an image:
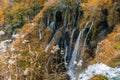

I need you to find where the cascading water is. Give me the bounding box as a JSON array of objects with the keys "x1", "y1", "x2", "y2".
[
  {"x1": 78, "y1": 63, "x2": 120, "y2": 80},
  {"x1": 64, "y1": 28, "x2": 76, "y2": 68},
  {"x1": 39, "y1": 29, "x2": 42, "y2": 40},
  {"x1": 43, "y1": 1, "x2": 102, "y2": 80},
  {"x1": 82, "y1": 22, "x2": 94, "y2": 56},
  {"x1": 70, "y1": 29, "x2": 76, "y2": 45},
  {"x1": 45, "y1": 36, "x2": 54, "y2": 53},
  {"x1": 65, "y1": 22, "x2": 94, "y2": 80},
  {"x1": 49, "y1": 21, "x2": 56, "y2": 34},
  {"x1": 67, "y1": 30, "x2": 83, "y2": 80},
  {"x1": 0, "y1": 40, "x2": 11, "y2": 54},
  {"x1": 47, "y1": 16, "x2": 50, "y2": 26},
  {"x1": 95, "y1": 43, "x2": 99, "y2": 55}
]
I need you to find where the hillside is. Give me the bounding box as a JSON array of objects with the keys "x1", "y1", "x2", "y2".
[{"x1": 0, "y1": 0, "x2": 120, "y2": 80}]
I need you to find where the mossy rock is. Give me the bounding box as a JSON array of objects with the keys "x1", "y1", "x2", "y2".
[{"x1": 89, "y1": 74, "x2": 108, "y2": 80}]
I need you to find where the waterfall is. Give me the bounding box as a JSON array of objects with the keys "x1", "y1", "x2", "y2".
[
  {"x1": 64, "y1": 5, "x2": 70, "y2": 27},
  {"x1": 67, "y1": 30, "x2": 83, "y2": 80},
  {"x1": 47, "y1": 16, "x2": 50, "y2": 26},
  {"x1": 64, "y1": 28, "x2": 76, "y2": 68},
  {"x1": 66, "y1": 22, "x2": 93, "y2": 80},
  {"x1": 39, "y1": 29, "x2": 42, "y2": 40},
  {"x1": 45, "y1": 36, "x2": 55, "y2": 53},
  {"x1": 49, "y1": 21, "x2": 55, "y2": 34},
  {"x1": 45, "y1": 42, "x2": 51, "y2": 53},
  {"x1": 70, "y1": 28, "x2": 76, "y2": 45},
  {"x1": 82, "y1": 22, "x2": 94, "y2": 56},
  {"x1": 0, "y1": 40, "x2": 11, "y2": 54},
  {"x1": 95, "y1": 44, "x2": 99, "y2": 54},
  {"x1": 11, "y1": 31, "x2": 19, "y2": 41},
  {"x1": 78, "y1": 63, "x2": 120, "y2": 80},
  {"x1": 64, "y1": 46, "x2": 68, "y2": 68}
]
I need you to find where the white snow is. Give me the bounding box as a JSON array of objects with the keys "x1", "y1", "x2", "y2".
[
  {"x1": 50, "y1": 50, "x2": 55, "y2": 54},
  {"x1": 53, "y1": 45, "x2": 60, "y2": 51},
  {"x1": 10, "y1": 46, "x2": 15, "y2": 51},
  {"x1": 73, "y1": 61, "x2": 77, "y2": 65},
  {"x1": 24, "y1": 68, "x2": 30, "y2": 75},
  {"x1": 8, "y1": 59, "x2": 15, "y2": 65},
  {"x1": 22, "y1": 40, "x2": 29, "y2": 44},
  {"x1": 12, "y1": 33, "x2": 19, "y2": 39},
  {"x1": 0, "y1": 30, "x2": 5, "y2": 36},
  {"x1": 8, "y1": 76, "x2": 12, "y2": 80},
  {"x1": 45, "y1": 44, "x2": 50, "y2": 52},
  {"x1": 39, "y1": 29, "x2": 42, "y2": 40},
  {"x1": 0, "y1": 40, "x2": 11, "y2": 54},
  {"x1": 31, "y1": 23, "x2": 34, "y2": 26},
  {"x1": 78, "y1": 63, "x2": 120, "y2": 80},
  {"x1": 21, "y1": 35, "x2": 25, "y2": 38},
  {"x1": 50, "y1": 45, "x2": 60, "y2": 53},
  {"x1": 77, "y1": 60, "x2": 83, "y2": 67}
]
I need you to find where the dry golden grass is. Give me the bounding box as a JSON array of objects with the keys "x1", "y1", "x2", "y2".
[
  {"x1": 0, "y1": 0, "x2": 119, "y2": 79},
  {"x1": 0, "y1": 51, "x2": 46, "y2": 80},
  {"x1": 89, "y1": 25, "x2": 120, "y2": 67},
  {"x1": 10, "y1": 22, "x2": 52, "y2": 53},
  {"x1": 0, "y1": 9, "x2": 4, "y2": 25},
  {"x1": 81, "y1": 0, "x2": 113, "y2": 22},
  {"x1": 33, "y1": 0, "x2": 67, "y2": 22},
  {"x1": 80, "y1": 1, "x2": 120, "y2": 67}
]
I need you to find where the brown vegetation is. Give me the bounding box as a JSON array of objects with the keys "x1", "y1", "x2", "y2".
[{"x1": 89, "y1": 25, "x2": 120, "y2": 67}]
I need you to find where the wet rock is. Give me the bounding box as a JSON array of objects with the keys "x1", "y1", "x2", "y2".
[
  {"x1": 86, "y1": 41, "x2": 97, "y2": 58},
  {"x1": 102, "y1": 7, "x2": 108, "y2": 16},
  {"x1": 56, "y1": 11, "x2": 63, "y2": 23},
  {"x1": 114, "y1": 3, "x2": 120, "y2": 12},
  {"x1": 89, "y1": 41, "x2": 97, "y2": 49}
]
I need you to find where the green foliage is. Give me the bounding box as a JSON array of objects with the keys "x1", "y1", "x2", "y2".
[
  {"x1": 89, "y1": 74, "x2": 108, "y2": 80},
  {"x1": 4, "y1": 4, "x2": 32, "y2": 25},
  {"x1": 3, "y1": 0, "x2": 46, "y2": 35},
  {"x1": 4, "y1": 0, "x2": 45, "y2": 26},
  {"x1": 29, "y1": 0, "x2": 43, "y2": 16},
  {"x1": 115, "y1": 44, "x2": 120, "y2": 49}
]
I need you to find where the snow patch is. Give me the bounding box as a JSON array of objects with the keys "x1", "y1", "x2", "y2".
[
  {"x1": 12, "y1": 33, "x2": 19, "y2": 39},
  {"x1": 0, "y1": 40, "x2": 11, "y2": 54},
  {"x1": 8, "y1": 59, "x2": 15, "y2": 65},
  {"x1": 0, "y1": 30, "x2": 5, "y2": 36},
  {"x1": 78, "y1": 63, "x2": 120, "y2": 80},
  {"x1": 22, "y1": 40, "x2": 29, "y2": 44},
  {"x1": 10, "y1": 46, "x2": 15, "y2": 51}
]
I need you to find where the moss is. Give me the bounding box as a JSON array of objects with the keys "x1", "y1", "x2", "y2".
[
  {"x1": 115, "y1": 44, "x2": 120, "y2": 49},
  {"x1": 89, "y1": 74, "x2": 108, "y2": 80}
]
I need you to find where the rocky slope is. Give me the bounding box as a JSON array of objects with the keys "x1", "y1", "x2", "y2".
[{"x1": 0, "y1": 0, "x2": 120, "y2": 80}]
